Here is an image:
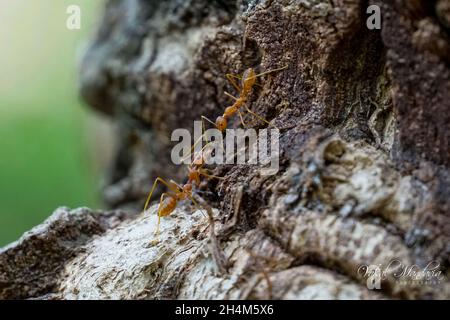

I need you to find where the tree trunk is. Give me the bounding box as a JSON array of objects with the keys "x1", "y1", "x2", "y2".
[{"x1": 1, "y1": 0, "x2": 450, "y2": 299}]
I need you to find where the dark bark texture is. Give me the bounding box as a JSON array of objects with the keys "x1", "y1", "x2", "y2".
[{"x1": 1, "y1": 0, "x2": 450, "y2": 299}]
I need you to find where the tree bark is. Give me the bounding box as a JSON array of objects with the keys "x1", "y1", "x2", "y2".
[{"x1": 1, "y1": 0, "x2": 450, "y2": 299}]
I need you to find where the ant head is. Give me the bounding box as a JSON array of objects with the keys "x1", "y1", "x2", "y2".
[
  {"x1": 215, "y1": 116, "x2": 227, "y2": 131},
  {"x1": 242, "y1": 68, "x2": 256, "y2": 91}
]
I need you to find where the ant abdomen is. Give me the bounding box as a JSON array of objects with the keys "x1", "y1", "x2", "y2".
[{"x1": 159, "y1": 196, "x2": 177, "y2": 217}]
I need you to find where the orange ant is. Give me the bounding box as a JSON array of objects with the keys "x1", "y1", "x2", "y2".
[
  {"x1": 201, "y1": 65, "x2": 288, "y2": 132},
  {"x1": 181, "y1": 65, "x2": 288, "y2": 163},
  {"x1": 143, "y1": 142, "x2": 224, "y2": 237}
]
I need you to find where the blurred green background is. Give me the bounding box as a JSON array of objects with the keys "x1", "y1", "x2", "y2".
[{"x1": 0, "y1": 0, "x2": 106, "y2": 246}]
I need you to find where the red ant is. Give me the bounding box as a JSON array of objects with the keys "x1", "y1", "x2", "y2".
[
  {"x1": 143, "y1": 142, "x2": 223, "y2": 237},
  {"x1": 201, "y1": 65, "x2": 288, "y2": 132},
  {"x1": 181, "y1": 65, "x2": 288, "y2": 164}
]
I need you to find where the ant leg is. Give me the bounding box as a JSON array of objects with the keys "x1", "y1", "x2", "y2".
[
  {"x1": 189, "y1": 140, "x2": 222, "y2": 167},
  {"x1": 199, "y1": 169, "x2": 226, "y2": 180},
  {"x1": 244, "y1": 65, "x2": 288, "y2": 88},
  {"x1": 243, "y1": 104, "x2": 271, "y2": 126},
  {"x1": 169, "y1": 180, "x2": 184, "y2": 191},
  {"x1": 227, "y1": 70, "x2": 262, "y2": 87},
  {"x1": 201, "y1": 115, "x2": 217, "y2": 128},
  {"x1": 154, "y1": 192, "x2": 177, "y2": 237},
  {"x1": 237, "y1": 110, "x2": 247, "y2": 128},
  {"x1": 226, "y1": 73, "x2": 241, "y2": 92},
  {"x1": 186, "y1": 194, "x2": 208, "y2": 218},
  {"x1": 199, "y1": 116, "x2": 218, "y2": 151},
  {"x1": 181, "y1": 134, "x2": 206, "y2": 163},
  {"x1": 143, "y1": 178, "x2": 162, "y2": 212},
  {"x1": 154, "y1": 192, "x2": 166, "y2": 236},
  {"x1": 180, "y1": 118, "x2": 216, "y2": 163},
  {"x1": 240, "y1": 108, "x2": 265, "y2": 128},
  {"x1": 252, "y1": 65, "x2": 288, "y2": 80},
  {"x1": 224, "y1": 91, "x2": 239, "y2": 101},
  {"x1": 143, "y1": 177, "x2": 180, "y2": 212}
]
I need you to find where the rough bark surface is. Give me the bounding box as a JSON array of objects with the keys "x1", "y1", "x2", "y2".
[{"x1": 1, "y1": 0, "x2": 450, "y2": 299}]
